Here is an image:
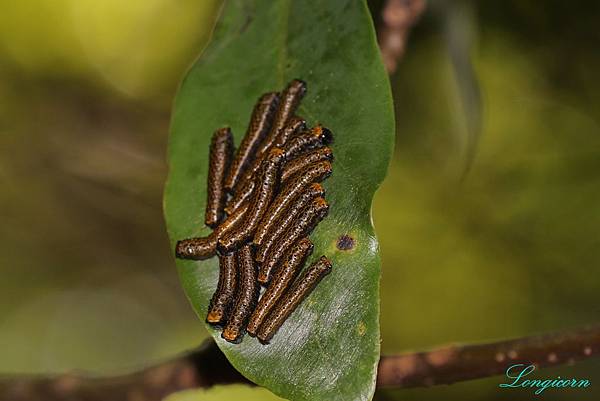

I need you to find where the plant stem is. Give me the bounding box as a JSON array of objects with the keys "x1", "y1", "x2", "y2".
[
  {"x1": 377, "y1": 0, "x2": 426, "y2": 73},
  {"x1": 377, "y1": 324, "x2": 600, "y2": 387}
]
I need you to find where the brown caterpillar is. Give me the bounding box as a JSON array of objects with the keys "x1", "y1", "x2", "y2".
[
  {"x1": 213, "y1": 201, "x2": 249, "y2": 238},
  {"x1": 222, "y1": 244, "x2": 259, "y2": 343},
  {"x1": 247, "y1": 238, "x2": 313, "y2": 336},
  {"x1": 258, "y1": 197, "x2": 329, "y2": 284},
  {"x1": 205, "y1": 127, "x2": 234, "y2": 228},
  {"x1": 174, "y1": 80, "x2": 338, "y2": 345},
  {"x1": 254, "y1": 183, "x2": 324, "y2": 263},
  {"x1": 175, "y1": 202, "x2": 249, "y2": 260},
  {"x1": 281, "y1": 147, "x2": 333, "y2": 183},
  {"x1": 253, "y1": 161, "x2": 332, "y2": 248},
  {"x1": 272, "y1": 116, "x2": 307, "y2": 149},
  {"x1": 257, "y1": 256, "x2": 333, "y2": 344},
  {"x1": 224, "y1": 92, "x2": 279, "y2": 192},
  {"x1": 266, "y1": 80, "x2": 307, "y2": 146},
  {"x1": 206, "y1": 252, "x2": 238, "y2": 325},
  {"x1": 218, "y1": 148, "x2": 285, "y2": 253},
  {"x1": 224, "y1": 178, "x2": 255, "y2": 215},
  {"x1": 253, "y1": 80, "x2": 307, "y2": 161},
  {"x1": 231, "y1": 116, "x2": 307, "y2": 197},
  {"x1": 283, "y1": 125, "x2": 333, "y2": 160},
  {"x1": 175, "y1": 236, "x2": 217, "y2": 260}
]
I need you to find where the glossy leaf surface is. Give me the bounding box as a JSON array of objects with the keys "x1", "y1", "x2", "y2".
[{"x1": 164, "y1": 1, "x2": 394, "y2": 399}]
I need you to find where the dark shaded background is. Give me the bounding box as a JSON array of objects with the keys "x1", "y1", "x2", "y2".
[{"x1": 1, "y1": 1, "x2": 598, "y2": 400}]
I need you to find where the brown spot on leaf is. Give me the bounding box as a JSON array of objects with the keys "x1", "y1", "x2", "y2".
[{"x1": 336, "y1": 235, "x2": 355, "y2": 250}]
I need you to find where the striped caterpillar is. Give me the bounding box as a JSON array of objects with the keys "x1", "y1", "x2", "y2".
[{"x1": 175, "y1": 80, "x2": 335, "y2": 344}]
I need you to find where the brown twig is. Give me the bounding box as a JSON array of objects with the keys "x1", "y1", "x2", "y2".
[
  {"x1": 377, "y1": 0, "x2": 427, "y2": 73},
  {"x1": 0, "y1": 341, "x2": 250, "y2": 401},
  {"x1": 1, "y1": 325, "x2": 598, "y2": 400},
  {"x1": 377, "y1": 324, "x2": 600, "y2": 387}
]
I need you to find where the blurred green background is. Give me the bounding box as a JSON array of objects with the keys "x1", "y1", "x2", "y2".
[{"x1": 0, "y1": 0, "x2": 598, "y2": 400}]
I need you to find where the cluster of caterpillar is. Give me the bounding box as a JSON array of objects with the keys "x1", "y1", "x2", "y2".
[{"x1": 175, "y1": 80, "x2": 334, "y2": 344}]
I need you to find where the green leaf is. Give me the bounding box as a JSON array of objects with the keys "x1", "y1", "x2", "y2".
[
  {"x1": 164, "y1": 385, "x2": 285, "y2": 401},
  {"x1": 163, "y1": 1, "x2": 394, "y2": 400}
]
